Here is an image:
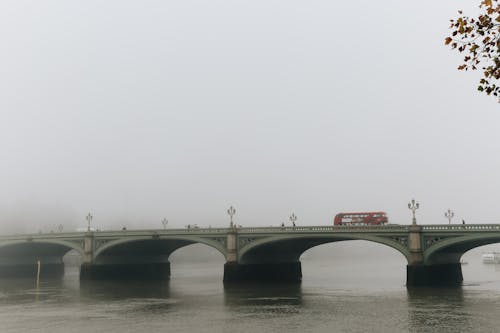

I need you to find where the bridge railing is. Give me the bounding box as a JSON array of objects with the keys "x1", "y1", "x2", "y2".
[
  {"x1": 237, "y1": 225, "x2": 410, "y2": 233},
  {"x1": 81, "y1": 225, "x2": 409, "y2": 235},
  {"x1": 0, "y1": 228, "x2": 231, "y2": 239},
  {"x1": 420, "y1": 224, "x2": 500, "y2": 231}
]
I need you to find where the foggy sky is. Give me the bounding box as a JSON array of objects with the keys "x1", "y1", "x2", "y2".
[{"x1": 1, "y1": 0, "x2": 499, "y2": 234}]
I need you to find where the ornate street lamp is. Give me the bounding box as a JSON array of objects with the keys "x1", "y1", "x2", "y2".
[
  {"x1": 227, "y1": 206, "x2": 236, "y2": 228},
  {"x1": 408, "y1": 199, "x2": 419, "y2": 225},
  {"x1": 162, "y1": 218, "x2": 168, "y2": 230},
  {"x1": 445, "y1": 209, "x2": 454, "y2": 224},
  {"x1": 86, "y1": 213, "x2": 93, "y2": 232},
  {"x1": 289, "y1": 213, "x2": 297, "y2": 226}
]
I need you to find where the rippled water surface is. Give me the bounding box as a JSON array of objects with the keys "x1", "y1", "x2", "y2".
[{"x1": 1, "y1": 243, "x2": 500, "y2": 332}]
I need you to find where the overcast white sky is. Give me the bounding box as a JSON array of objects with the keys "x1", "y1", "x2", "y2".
[{"x1": 0, "y1": 0, "x2": 498, "y2": 233}]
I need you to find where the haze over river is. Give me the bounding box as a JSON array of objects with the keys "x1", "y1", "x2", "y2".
[{"x1": 1, "y1": 242, "x2": 500, "y2": 332}]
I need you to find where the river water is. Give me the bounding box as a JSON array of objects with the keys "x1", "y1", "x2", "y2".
[{"x1": 1, "y1": 242, "x2": 500, "y2": 332}]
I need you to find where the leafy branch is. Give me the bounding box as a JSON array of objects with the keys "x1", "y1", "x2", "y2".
[{"x1": 445, "y1": 0, "x2": 500, "y2": 100}]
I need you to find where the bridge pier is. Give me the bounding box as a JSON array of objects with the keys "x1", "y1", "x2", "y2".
[
  {"x1": 407, "y1": 263, "x2": 463, "y2": 286},
  {"x1": 405, "y1": 225, "x2": 463, "y2": 286},
  {"x1": 80, "y1": 262, "x2": 171, "y2": 280},
  {"x1": 223, "y1": 262, "x2": 302, "y2": 283}
]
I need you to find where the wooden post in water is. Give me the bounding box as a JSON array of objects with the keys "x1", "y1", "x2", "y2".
[{"x1": 36, "y1": 260, "x2": 41, "y2": 288}]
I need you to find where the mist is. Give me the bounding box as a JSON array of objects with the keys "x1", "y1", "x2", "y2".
[{"x1": 1, "y1": 0, "x2": 499, "y2": 234}]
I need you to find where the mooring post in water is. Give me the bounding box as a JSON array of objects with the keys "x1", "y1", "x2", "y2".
[{"x1": 36, "y1": 259, "x2": 41, "y2": 288}]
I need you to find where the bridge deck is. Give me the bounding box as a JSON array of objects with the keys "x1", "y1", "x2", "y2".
[{"x1": 2, "y1": 224, "x2": 500, "y2": 239}]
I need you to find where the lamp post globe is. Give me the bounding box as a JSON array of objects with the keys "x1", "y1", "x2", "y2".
[
  {"x1": 445, "y1": 209, "x2": 454, "y2": 224},
  {"x1": 86, "y1": 213, "x2": 93, "y2": 232},
  {"x1": 408, "y1": 199, "x2": 419, "y2": 225},
  {"x1": 227, "y1": 206, "x2": 236, "y2": 228}
]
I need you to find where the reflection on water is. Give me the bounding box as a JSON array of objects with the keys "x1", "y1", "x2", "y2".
[
  {"x1": 80, "y1": 280, "x2": 171, "y2": 301},
  {"x1": 406, "y1": 287, "x2": 471, "y2": 333},
  {"x1": 224, "y1": 283, "x2": 302, "y2": 308},
  {"x1": 406, "y1": 286, "x2": 465, "y2": 303},
  {"x1": 0, "y1": 277, "x2": 70, "y2": 304}
]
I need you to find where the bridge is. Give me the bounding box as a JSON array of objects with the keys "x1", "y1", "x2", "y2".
[{"x1": 1, "y1": 224, "x2": 500, "y2": 286}]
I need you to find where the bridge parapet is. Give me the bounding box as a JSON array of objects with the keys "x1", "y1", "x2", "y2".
[
  {"x1": 0, "y1": 232, "x2": 87, "y2": 241},
  {"x1": 238, "y1": 225, "x2": 410, "y2": 233},
  {"x1": 421, "y1": 224, "x2": 500, "y2": 231}
]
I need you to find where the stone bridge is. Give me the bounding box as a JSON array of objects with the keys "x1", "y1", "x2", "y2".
[{"x1": 1, "y1": 224, "x2": 500, "y2": 286}]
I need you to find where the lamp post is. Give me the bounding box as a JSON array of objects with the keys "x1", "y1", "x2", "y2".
[
  {"x1": 162, "y1": 218, "x2": 168, "y2": 230},
  {"x1": 445, "y1": 209, "x2": 454, "y2": 224},
  {"x1": 289, "y1": 213, "x2": 297, "y2": 227},
  {"x1": 227, "y1": 206, "x2": 236, "y2": 228},
  {"x1": 408, "y1": 199, "x2": 419, "y2": 225},
  {"x1": 86, "y1": 213, "x2": 93, "y2": 232}
]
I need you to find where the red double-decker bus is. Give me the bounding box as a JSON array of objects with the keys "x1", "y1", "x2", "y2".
[{"x1": 334, "y1": 212, "x2": 388, "y2": 226}]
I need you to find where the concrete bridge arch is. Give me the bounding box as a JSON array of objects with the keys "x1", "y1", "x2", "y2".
[
  {"x1": 0, "y1": 239, "x2": 84, "y2": 256},
  {"x1": 94, "y1": 235, "x2": 227, "y2": 261},
  {"x1": 237, "y1": 234, "x2": 411, "y2": 265},
  {"x1": 81, "y1": 233, "x2": 229, "y2": 280},
  {"x1": 0, "y1": 239, "x2": 85, "y2": 277},
  {"x1": 424, "y1": 234, "x2": 500, "y2": 265}
]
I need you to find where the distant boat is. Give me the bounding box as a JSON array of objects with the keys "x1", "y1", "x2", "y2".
[{"x1": 482, "y1": 252, "x2": 500, "y2": 264}]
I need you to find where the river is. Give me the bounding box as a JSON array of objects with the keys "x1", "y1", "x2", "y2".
[{"x1": 1, "y1": 241, "x2": 499, "y2": 332}]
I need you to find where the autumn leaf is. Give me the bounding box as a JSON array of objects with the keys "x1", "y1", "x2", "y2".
[
  {"x1": 446, "y1": 0, "x2": 500, "y2": 101},
  {"x1": 481, "y1": 0, "x2": 493, "y2": 7}
]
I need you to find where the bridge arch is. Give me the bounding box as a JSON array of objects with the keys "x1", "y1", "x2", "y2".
[
  {"x1": 82, "y1": 235, "x2": 228, "y2": 280},
  {"x1": 424, "y1": 234, "x2": 500, "y2": 265},
  {"x1": 94, "y1": 236, "x2": 227, "y2": 262},
  {"x1": 0, "y1": 239, "x2": 85, "y2": 257},
  {"x1": 238, "y1": 234, "x2": 410, "y2": 264},
  {"x1": 0, "y1": 239, "x2": 85, "y2": 278}
]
